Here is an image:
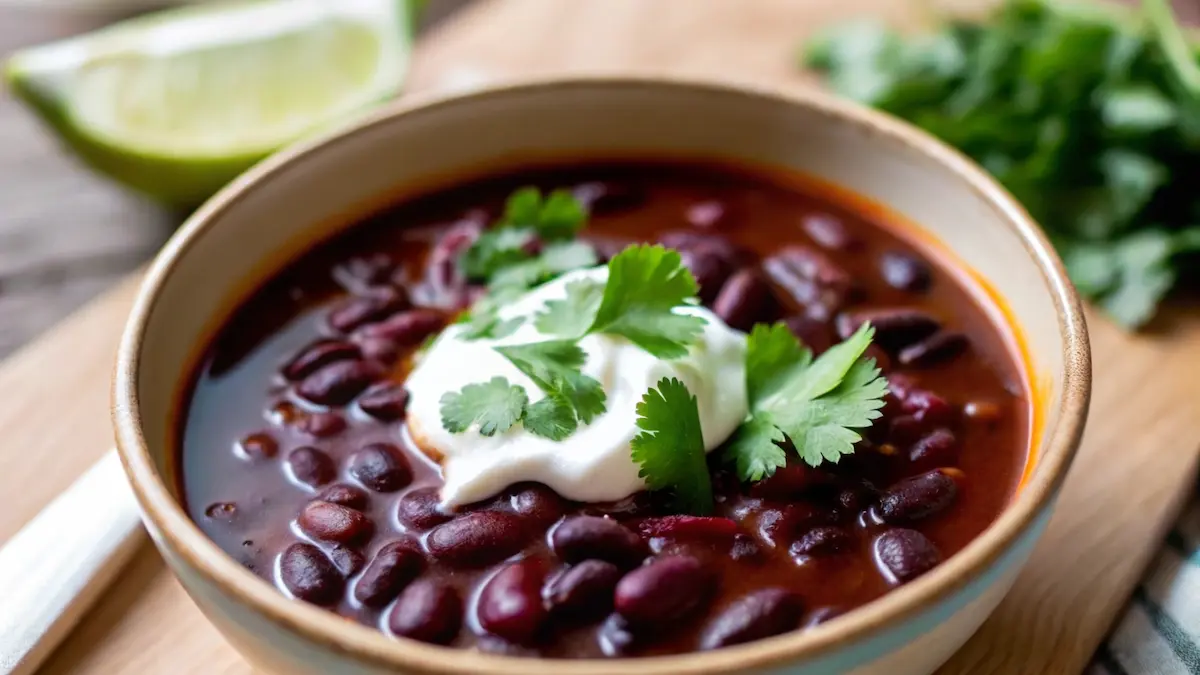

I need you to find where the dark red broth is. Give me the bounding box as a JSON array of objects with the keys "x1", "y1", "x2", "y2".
[{"x1": 178, "y1": 160, "x2": 1030, "y2": 658}]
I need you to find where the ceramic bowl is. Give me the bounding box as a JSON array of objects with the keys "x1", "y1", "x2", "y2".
[{"x1": 112, "y1": 77, "x2": 1090, "y2": 675}]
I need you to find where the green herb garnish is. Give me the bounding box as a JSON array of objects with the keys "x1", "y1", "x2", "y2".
[
  {"x1": 631, "y1": 377, "x2": 713, "y2": 515},
  {"x1": 724, "y1": 322, "x2": 888, "y2": 481},
  {"x1": 803, "y1": 0, "x2": 1200, "y2": 328},
  {"x1": 439, "y1": 376, "x2": 529, "y2": 437},
  {"x1": 459, "y1": 187, "x2": 592, "y2": 287},
  {"x1": 441, "y1": 244, "x2": 706, "y2": 441}
]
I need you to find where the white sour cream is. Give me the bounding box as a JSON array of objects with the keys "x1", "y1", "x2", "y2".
[{"x1": 405, "y1": 267, "x2": 748, "y2": 507}]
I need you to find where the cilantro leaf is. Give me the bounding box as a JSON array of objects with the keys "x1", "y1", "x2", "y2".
[
  {"x1": 537, "y1": 189, "x2": 588, "y2": 239},
  {"x1": 460, "y1": 187, "x2": 592, "y2": 287},
  {"x1": 498, "y1": 187, "x2": 587, "y2": 240},
  {"x1": 723, "y1": 415, "x2": 788, "y2": 482},
  {"x1": 494, "y1": 340, "x2": 607, "y2": 424},
  {"x1": 460, "y1": 314, "x2": 524, "y2": 341},
  {"x1": 536, "y1": 278, "x2": 606, "y2": 337},
  {"x1": 460, "y1": 228, "x2": 536, "y2": 281},
  {"x1": 587, "y1": 244, "x2": 707, "y2": 358},
  {"x1": 761, "y1": 322, "x2": 877, "y2": 407},
  {"x1": 522, "y1": 393, "x2": 578, "y2": 440},
  {"x1": 440, "y1": 377, "x2": 528, "y2": 436},
  {"x1": 489, "y1": 241, "x2": 598, "y2": 292},
  {"x1": 744, "y1": 322, "x2": 813, "y2": 407},
  {"x1": 770, "y1": 358, "x2": 889, "y2": 467},
  {"x1": 630, "y1": 377, "x2": 713, "y2": 515},
  {"x1": 725, "y1": 322, "x2": 887, "y2": 478}
]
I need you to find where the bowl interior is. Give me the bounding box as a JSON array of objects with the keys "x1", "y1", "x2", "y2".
[{"x1": 118, "y1": 78, "x2": 1084, "y2": 673}]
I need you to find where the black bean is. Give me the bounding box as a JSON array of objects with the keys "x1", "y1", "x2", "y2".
[
  {"x1": 388, "y1": 579, "x2": 462, "y2": 645},
  {"x1": 875, "y1": 528, "x2": 942, "y2": 584},
  {"x1": 282, "y1": 339, "x2": 362, "y2": 381},
  {"x1": 802, "y1": 213, "x2": 858, "y2": 250},
  {"x1": 543, "y1": 560, "x2": 621, "y2": 618},
  {"x1": 348, "y1": 442, "x2": 412, "y2": 493},
  {"x1": 790, "y1": 526, "x2": 853, "y2": 557},
  {"x1": 700, "y1": 588, "x2": 804, "y2": 649},
  {"x1": 551, "y1": 516, "x2": 647, "y2": 568},
  {"x1": 713, "y1": 268, "x2": 774, "y2": 331},
  {"x1": 427, "y1": 511, "x2": 531, "y2": 567},
  {"x1": 317, "y1": 483, "x2": 370, "y2": 511},
  {"x1": 614, "y1": 555, "x2": 715, "y2": 625},
  {"x1": 355, "y1": 540, "x2": 425, "y2": 607},
  {"x1": 835, "y1": 308, "x2": 940, "y2": 349},
  {"x1": 286, "y1": 447, "x2": 336, "y2": 488},
  {"x1": 879, "y1": 470, "x2": 960, "y2": 523},
  {"x1": 279, "y1": 543, "x2": 343, "y2": 605},
  {"x1": 357, "y1": 383, "x2": 409, "y2": 421},
  {"x1": 396, "y1": 487, "x2": 454, "y2": 531},
  {"x1": 476, "y1": 558, "x2": 548, "y2": 645},
  {"x1": 296, "y1": 360, "x2": 383, "y2": 406},
  {"x1": 235, "y1": 432, "x2": 278, "y2": 461},
  {"x1": 297, "y1": 500, "x2": 374, "y2": 545},
  {"x1": 898, "y1": 331, "x2": 968, "y2": 366},
  {"x1": 880, "y1": 251, "x2": 932, "y2": 293},
  {"x1": 327, "y1": 287, "x2": 408, "y2": 333}
]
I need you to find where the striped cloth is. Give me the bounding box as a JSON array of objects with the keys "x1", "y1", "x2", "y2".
[{"x1": 1089, "y1": 477, "x2": 1200, "y2": 675}]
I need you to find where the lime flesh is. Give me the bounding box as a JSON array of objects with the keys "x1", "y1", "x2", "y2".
[{"x1": 5, "y1": 0, "x2": 415, "y2": 207}]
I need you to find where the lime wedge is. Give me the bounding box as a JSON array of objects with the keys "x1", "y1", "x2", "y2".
[{"x1": 4, "y1": 0, "x2": 417, "y2": 207}]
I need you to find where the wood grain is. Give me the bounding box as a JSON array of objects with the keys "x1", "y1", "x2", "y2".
[
  {"x1": 0, "y1": 1, "x2": 1197, "y2": 674},
  {"x1": 0, "y1": 1, "x2": 469, "y2": 360}
]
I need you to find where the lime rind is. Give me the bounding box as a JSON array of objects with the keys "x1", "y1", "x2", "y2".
[{"x1": 4, "y1": 0, "x2": 415, "y2": 208}]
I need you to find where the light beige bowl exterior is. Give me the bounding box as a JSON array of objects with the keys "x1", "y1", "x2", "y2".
[{"x1": 112, "y1": 78, "x2": 1090, "y2": 675}]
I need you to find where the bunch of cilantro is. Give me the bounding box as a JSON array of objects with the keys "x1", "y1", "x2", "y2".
[{"x1": 804, "y1": 0, "x2": 1200, "y2": 328}]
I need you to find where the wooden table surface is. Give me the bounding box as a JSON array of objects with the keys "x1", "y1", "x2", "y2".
[
  {"x1": 0, "y1": 1, "x2": 469, "y2": 360},
  {"x1": 0, "y1": 2, "x2": 1198, "y2": 675}
]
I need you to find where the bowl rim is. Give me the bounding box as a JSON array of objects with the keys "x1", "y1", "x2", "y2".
[{"x1": 112, "y1": 75, "x2": 1091, "y2": 675}]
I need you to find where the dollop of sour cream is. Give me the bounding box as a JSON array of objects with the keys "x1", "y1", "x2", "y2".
[{"x1": 405, "y1": 266, "x2": 748, "y2": 507}]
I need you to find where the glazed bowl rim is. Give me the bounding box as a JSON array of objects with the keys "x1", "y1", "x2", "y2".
[{"x1": 112, "y1": 75, "x2": 1091, "y2": 675}]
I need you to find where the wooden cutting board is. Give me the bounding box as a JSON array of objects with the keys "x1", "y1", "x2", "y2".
[{"x1": 2, "y1": 1, "x2": 1198, "y2": 673}]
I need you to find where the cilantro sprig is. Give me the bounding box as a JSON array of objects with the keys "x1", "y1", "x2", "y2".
[
  {"x1": 440, "y1": 244, "x2": 707, "y2": 441},
  {"x1": 724, "y1": 322, "x2": 888, "y2": 481},
  {"x1": 459, "y1": 187, "x2": 596, "y2": 289},
  {"x1": 631, "y1": 377, "x2": 713, "y2": 515}
]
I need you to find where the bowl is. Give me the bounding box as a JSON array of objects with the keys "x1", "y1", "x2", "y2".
[{"x1": 112, "y1": 76, "x2": 1090, "y2": 675}]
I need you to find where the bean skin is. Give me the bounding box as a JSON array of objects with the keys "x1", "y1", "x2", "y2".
[
  {"x1": 875, "y1": 528, "x2": 942, "y2": 584},
  {"x1": 286, "y1": 447, "x2": 336, "y2": 488},
  {"x1": 898, "y1": 331, "x2": 968, "y2": 366},
  {"x1": 880, "y1": 251, "x2": 932, "y2": 293},
  {"x1": 297, "y1": 500, "x2": 374, "y2": 545},
  {"x1": 477, "y1": 558, "x2": 549, "y2": 645},
  {"x1": 551, "y1": 516, "x2": 647, "y2": 568},
  {"x1": 396, "y1": 487, "x2": 454, "y2": 531},
  {"x1": 713, "y1": 268, "x2": 774, "y2": 331},
  {"x1": 789, "y1": 526, "x2": 853, "y2": 557},
  {"x1": 426, "y1": 511, "x2": 530, "y2": 567},
  {"x1": 388, "y1": 579, "x2": 462, "y2": 645},
  {"x1": 282, "y1": 339, "x2": 361, "y2": 381},
  {"x1": 879, "y1": 469, "x2": 960, "y2": 524},
  {"x1": 317, "y1": 483, "x2": 370, "y2": 511},
  {"x1": 700, "y1": 588, "x2": 803, "y2": 649},
  {"x1": 279, "y1": 543, "x2": 342, "y2": 605},
  {"x1": 614, "y1": 555, "x2": 716, "y2": 625},
  {"x1": 327, "y1": 287, "x2": 408, "y2": 333},
  {"x1": 543, "y1": 560, "x2": 621, "y2": 618},
  {"x1": 348, "y1": 443, "x2": 412, "y2": 493},
  {"x1": 355, "y1": 540, "x2": 425, "y2": 607},
  {"x1": 296, "y1": 360, "x2": 383, "y2": 406}
]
